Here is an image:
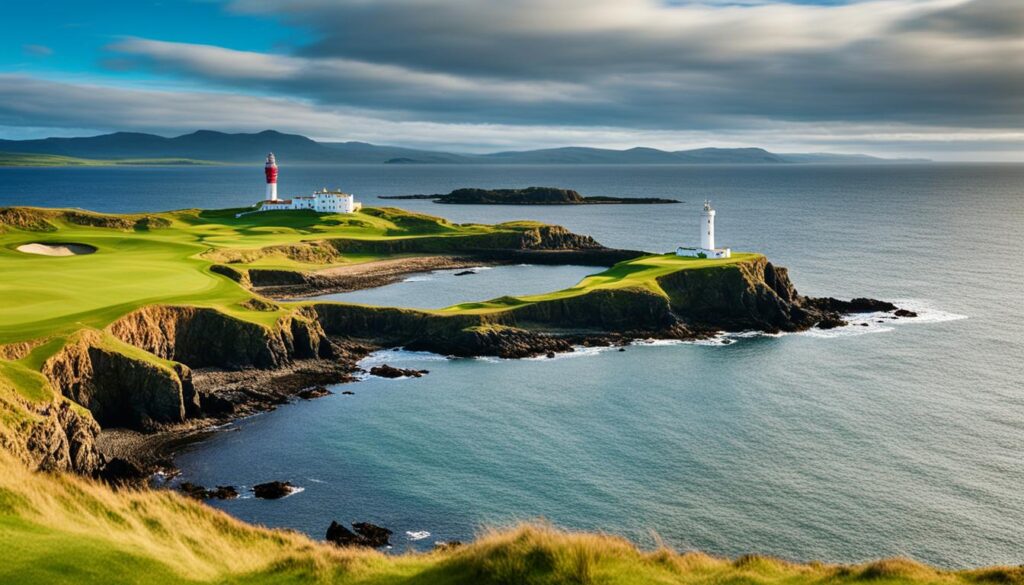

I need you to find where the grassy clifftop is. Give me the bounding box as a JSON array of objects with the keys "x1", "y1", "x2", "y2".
[
  {"x1": 0, "y1": 206, "x2": 541, "y2": 344},
  {"x1": 2, "y1": 451, "x2": 1019, "y2": 585}
]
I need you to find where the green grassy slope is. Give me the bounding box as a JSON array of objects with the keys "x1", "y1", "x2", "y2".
[{"x1": 1, "y1": 451, "x2": 1019, "y2": 585}]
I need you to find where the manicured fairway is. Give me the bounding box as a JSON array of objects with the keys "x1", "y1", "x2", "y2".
[{"x1": 0, "y1": 207, "x2": 505, "y2": 344}]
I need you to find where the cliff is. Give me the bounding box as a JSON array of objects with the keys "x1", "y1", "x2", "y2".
[
  {"x1": 42, "y1": 331, "x2": 198, "y2": 430},
  {"x1": 657, "y1": 256, "x2": 816, "y2": 332},
  {"x1": 105, "y1": 306, "x2": 333, "y2": 369}
]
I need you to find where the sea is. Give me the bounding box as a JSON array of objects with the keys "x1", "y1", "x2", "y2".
[{"x1": 2, "y1": 164, "x2": 1022, "y2": 567}]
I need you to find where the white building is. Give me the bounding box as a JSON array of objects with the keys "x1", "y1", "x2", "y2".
[
  {"x1": 676, "y1": 200, "x2": 732, "y2": 259},
  {"x1": 239, "y1": 153, "x2": 362, "y2": 217},
  {"x1": 258, "y1": 188, "x2": 361, "y2": 214}
]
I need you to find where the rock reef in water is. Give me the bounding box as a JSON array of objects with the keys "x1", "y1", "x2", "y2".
[
  {"x1": 326, "y1": 520, "x2": 393, "y2": 548},
  {"x1": 369, "y1": 364, "x2": 428, "y2": 378},
  {"x1": 252, "y1": 481, "x2": 296, "y2": 499}
]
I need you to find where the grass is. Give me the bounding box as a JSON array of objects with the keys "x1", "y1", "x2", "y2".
[
  {"x1": 0, "y1": 206, "x2": 508, "y2": 345},
  {"x1": 1, "y1": 450, "x2": 1021, "y2": 585},
  {"x1": 439, "y1": 252, "x2": 760, "y2": 314},
  {"x1": 0, "y1": 152, "x2": 221, "y2": 167}
]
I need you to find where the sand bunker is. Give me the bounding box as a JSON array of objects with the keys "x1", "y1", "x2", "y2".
[{"x1": 16, "y1": 242, "x2": 97, "y2": 256}]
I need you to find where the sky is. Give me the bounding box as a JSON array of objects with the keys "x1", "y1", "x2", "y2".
[{"x1": 0, "y1": 0, "x2": 1021, "y2": 160}]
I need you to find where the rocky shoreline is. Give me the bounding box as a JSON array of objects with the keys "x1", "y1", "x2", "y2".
[{"x1": 8, "y1": 222, "x2": 915, "y2": 495}]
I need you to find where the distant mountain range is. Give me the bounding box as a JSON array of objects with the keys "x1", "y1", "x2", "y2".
[{"x1": 0, "y1": 130, "x2": 930, "y2": 165}]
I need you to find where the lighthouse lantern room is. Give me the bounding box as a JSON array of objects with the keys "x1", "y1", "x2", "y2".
[{"x1": 676, "y1": 200, "x2": 731, "y2": 259}]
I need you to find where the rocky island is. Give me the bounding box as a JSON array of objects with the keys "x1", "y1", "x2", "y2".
[
  {"x1": 380, "y1": 186, "x2": 680, "y2": 205},
  {"x1": 0, "y1": 204, "x2": 930, "y2": 584}
]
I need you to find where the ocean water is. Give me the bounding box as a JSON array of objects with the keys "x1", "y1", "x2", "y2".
[
  {"x1": 3, "y1": 164, "x2": 1022, "y2": 567},
  {"x1": 301, "y1": 265, "x2": 602, "y2": 309}
]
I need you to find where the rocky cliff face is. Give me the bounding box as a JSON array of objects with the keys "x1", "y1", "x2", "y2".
[
  {"x1": 30, "y1": 305, "x2": 336, "y2": 465},
  {"x1": 656, "y1": 256, "x2": 821, "y2": 332},
  {"x1": 314, "y1": 255, "x2": 864, "y2": 356},
  {"x1": 23, "y1": 400, "x2": 104, "y2": 474},
  {"x1": 41, "y1": 331, "x2": 196, "y2": 431},
  {"x1": 106, "y1": 306, "x2": 333, "y2": 369}
]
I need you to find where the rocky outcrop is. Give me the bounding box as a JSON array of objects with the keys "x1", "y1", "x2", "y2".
[
  {"x1": 41, "y1": 331, "x2": 195, "y2": 430},
  {"x1": 657, "y1": 257, "x2": 817, "y2": 332},
  {"x1": 326, "y1": 521, "x2": 393, "y2": 548},
  {"x1": 180, "y1": 482, "x2": 238, "y2": 500},
  {"x1": 23, "y1": 400, "x2": 103, "y2": 474},
  {"x1": 418, "y1": 326, "x2": 573, "y2": 359},
  {"x1": 106, "y1": 306, "x2": 333, "y2": 370},
  {"x1": 509, "y1": 287, "x2": 677, "y2": 331},
  {"x1": 0, "y1": 339, "x2": 45, "y2": 361},
  {"x1": 806, "y1": 297, "x2": 898, "y2": 314},
  {"x1": 252, "y1": 481, "x2": 295, "y2": 499},
  {"x1": 369, "y1": 364, "x2": 429, "y2": 378}
]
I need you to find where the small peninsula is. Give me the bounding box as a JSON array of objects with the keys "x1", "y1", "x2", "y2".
[{"x1": 380, "y1": 186, "x2": 680, "y2": 205}]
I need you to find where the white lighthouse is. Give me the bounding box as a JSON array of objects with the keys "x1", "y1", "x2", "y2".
[
  {"x1": 676, "y1": 200, "x2": 731, "y2": 259},
  {"x1": 265, "y1": 153, "x2": 278, "y2": 201},
  {"x1": 701, "y1": 200, "x2": 715, "y2": 250}
]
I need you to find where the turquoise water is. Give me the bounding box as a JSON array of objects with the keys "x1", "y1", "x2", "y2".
[{"x1": 3, "y1": 164, "x2": 1022, "y2": 567}]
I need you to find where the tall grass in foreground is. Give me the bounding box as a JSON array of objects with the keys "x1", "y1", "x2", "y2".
[{"x1": 2, "y1": 452, "x2": 1023, "y2": 585}]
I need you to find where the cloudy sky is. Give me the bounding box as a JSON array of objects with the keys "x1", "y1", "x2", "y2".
[{"x1": 1, "y1": 0, "x2": 1021, "y2": 160}]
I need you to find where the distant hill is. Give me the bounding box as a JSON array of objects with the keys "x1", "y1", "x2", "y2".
[{"x1": 0, "y1": 130, "x2": 929, "y2": 165}]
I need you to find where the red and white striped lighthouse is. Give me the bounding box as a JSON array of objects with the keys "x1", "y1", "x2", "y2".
[{"x1": 264, "y1": 153, "x2": 278, "y2": 201}]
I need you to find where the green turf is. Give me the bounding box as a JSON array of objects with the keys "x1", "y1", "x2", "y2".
[{"x1": 0, "y1": 206, "x2": 509, "y2": 345}]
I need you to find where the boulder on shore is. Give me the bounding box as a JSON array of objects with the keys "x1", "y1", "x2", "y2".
[
  {"x1": 297, "y1": 385, "x2": 330, "y2": 400},
  {"x1": 252, "y1": 481, "x2": 295, "y2": 499}
]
